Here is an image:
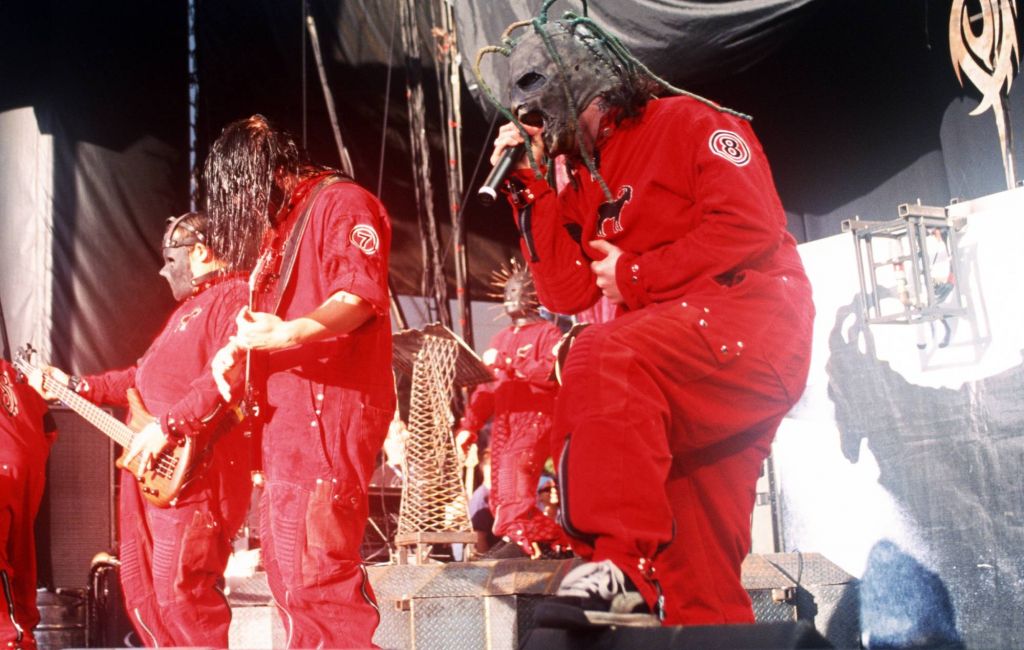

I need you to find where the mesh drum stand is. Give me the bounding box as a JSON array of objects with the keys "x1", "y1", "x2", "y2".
[{"x1": 393, "y1": 325, "x2": 492, "y2": 564}]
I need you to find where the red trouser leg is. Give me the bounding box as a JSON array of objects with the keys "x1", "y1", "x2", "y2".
[
  {"x1": 258, "y1": 394, "x2": 392, "y2": 649},
  {"x1": 490, "y1": 411, "x2": 569, "y2": 548},
  {"x1": 119, "y1": 467, "x2": 246, "y2": 647},
  {"x1": 553, "y1": 293, "x2": 811, "y2": 624},
  {"x1": 0, "y1": 451, "x2": 46, "y2": 650},
  {"x1": 260, "y1": 479, "x2": 380, "y2": 649},
  {"x1": 117, "y1": 472, "x2": 176, "y2": 647},
  {"x1": 657, "y1": 416, "x2": 781, "y2": 625}
]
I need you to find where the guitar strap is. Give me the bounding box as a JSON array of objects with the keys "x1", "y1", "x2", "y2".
[
  {"x1": 267, "y1": 173, "x2": 351, "y2": 315},
  {"x1": 242, "y1": 173, "x2": 351, "y2": 475}
]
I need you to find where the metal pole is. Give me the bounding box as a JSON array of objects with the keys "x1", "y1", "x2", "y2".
[
  {"x1": 304, "y1": 2, "x2": 354, "y2": 178},
  {"x1": 432, "y1": 0, "x2": 472, "y2": 348},
  {"x1": 188, "y1": 0, "x2": 198, "y2": 210}
]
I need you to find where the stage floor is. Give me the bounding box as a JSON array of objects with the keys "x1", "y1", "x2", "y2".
[{"x1": 223, "y1": 553, "x2": 859, "y2": 649}]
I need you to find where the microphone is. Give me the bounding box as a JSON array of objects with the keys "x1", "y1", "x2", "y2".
[{"x1": 477, "y1": 143, "x2": 526, "y2": 206}]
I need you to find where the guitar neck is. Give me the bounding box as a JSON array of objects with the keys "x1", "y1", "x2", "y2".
[{"x1": 45, "y1": 377, "x2": 134, "y2": 448}]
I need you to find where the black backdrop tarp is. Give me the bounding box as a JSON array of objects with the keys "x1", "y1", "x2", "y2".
[
  {"x1": 1, "y1": 1, "x2": 189, "y2": 370},
  {"x1": 2, "y1": 0, "x2": 1022, "y2": 367}
]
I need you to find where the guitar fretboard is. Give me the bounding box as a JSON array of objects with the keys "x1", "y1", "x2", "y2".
[
  {"x1": 48, "y1": 380, "x2": 134, "y2": 448},
  {"x1": 14, "y1": 360, "x2": 134, "y2": 448}
]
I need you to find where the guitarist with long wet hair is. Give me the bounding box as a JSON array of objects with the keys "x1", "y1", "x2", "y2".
[
  {"x1": 205, "y1": 115, "x2": 394, "y2": 649},
  {"x1": 29, "y1": 212, "x2": 253, "y2": 648}
]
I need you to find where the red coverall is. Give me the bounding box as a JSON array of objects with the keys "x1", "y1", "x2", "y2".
[
  {"x1": 458, "y1": 319, "x2": 568, "y2": 551},
  {"x1": 81, "y1": 275, "x2": 252, "y2": 647},
  {"x1": 253, "y1": 173, "x2": 394, "y2": 649},
  {"x1": 507, "y1": 95, "x2": 814, "y2": 625},
  {"x1": 0, "y1": 360, "x2": 55, "y2": 650}
]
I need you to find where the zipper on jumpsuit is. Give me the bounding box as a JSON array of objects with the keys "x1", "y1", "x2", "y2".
[
  {"x1": 133, "y1": 607, "x2": 160, "y2": 647},
  {"x1": 0, "y1": 569, "x2": 25, "y2": 644}
]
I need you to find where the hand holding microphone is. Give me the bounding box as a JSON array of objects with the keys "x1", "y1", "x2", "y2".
[
  {"x1": 477, "y1": 143, "x2": 525, "y2": 205},
  {"x1": 477, "y1": 123, "x2": 542, "y2": 206}
]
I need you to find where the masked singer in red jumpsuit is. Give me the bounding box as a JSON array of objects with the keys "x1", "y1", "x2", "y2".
[
  {"x1": 0, "y1": 357, "x2": 56, "y2": 650},
  {"x1": 206, "y1": 115, "x2": 394, "y2": 649},
  {"x1": 33, "y1": 213, "x2": 253, "y2": 647},
  {"x1": 456, "y1": 259, "x2": 571, "y2": 558},
  {"x1": 481, "y1": 13, "x2": 814, "y2": 629}
]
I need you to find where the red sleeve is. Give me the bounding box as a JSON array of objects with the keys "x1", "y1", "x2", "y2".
[
  {"x1": 316, "y1": 183, "x2": 392, "y2": 317},
  {"x1": 457, "y1": 328, "x2": 510, "y2": 433},
  {"x1": 616, "y1": 111, "x2": 787, "y2": 310},
  {"x1": 458, "y1": 381, "x2": 496, "y2": 434},
  {"x1": 80, "y1": 366, "x2": 137, "y2": 407},
  {"x1": 506, "y1": 172, "x2": 603, "y2": 315},
  {"x1": 161, "y1": 281, "x2": 248, "y2": 439}
]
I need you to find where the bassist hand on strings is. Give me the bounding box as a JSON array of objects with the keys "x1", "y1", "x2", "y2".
[{"x1": 123, "y1": 421, "x2": 173, "y2": 479}]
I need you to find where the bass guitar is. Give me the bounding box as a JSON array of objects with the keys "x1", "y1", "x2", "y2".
[{"x1": 15, "y1": 346, "x2": 212, "y2": 507}]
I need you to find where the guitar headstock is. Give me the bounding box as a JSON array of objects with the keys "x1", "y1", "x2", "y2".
[{"x1": 12, "y1": 343, "x2": 38, "y2": 377}]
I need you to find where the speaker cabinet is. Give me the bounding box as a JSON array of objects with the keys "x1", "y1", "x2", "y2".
[{"x1": 36, "y1": 406, "x2": 117, "y2": 590}]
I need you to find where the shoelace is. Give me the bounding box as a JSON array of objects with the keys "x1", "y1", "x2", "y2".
[{"x1": 557, "y1": 560, "x2": 627, "y2": 599}]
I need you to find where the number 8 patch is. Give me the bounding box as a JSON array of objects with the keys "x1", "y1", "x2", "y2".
[{"x1": 709, "y1": 129, "x2": 751, "y2": 167}]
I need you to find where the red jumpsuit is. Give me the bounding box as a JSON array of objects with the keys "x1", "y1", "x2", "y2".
[
  {"x1": 458, "y1": 319, "x2": 568, "y2": 552},
  {"x1": 253, "y1": 173, "x2": 394, "y2": 649},
  {"x1": 0, "y1": 360, "x2": 55, "y2": 650},
  {"x1": 81, "y1": 274, "x2": 252, "y2": 647},
  {"x1": 507, "y1": 96, "x2": 814, "y2": 625}
]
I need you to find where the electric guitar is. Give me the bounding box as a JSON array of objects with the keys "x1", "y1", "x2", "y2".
[{"x1": 15, "y1": 346, "x2": 206, "y2": 507}]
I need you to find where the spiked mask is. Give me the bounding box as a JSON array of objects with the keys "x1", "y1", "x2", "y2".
[{"x1": 490, "y1": 258, "x2": 540, "y2": 323}]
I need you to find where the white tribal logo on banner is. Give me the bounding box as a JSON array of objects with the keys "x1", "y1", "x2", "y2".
[{"x1": 949, "y1": 0, "x2": 1020, "y2": 189}]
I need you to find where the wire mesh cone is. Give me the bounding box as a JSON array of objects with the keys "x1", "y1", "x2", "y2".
[{"x1": 397, "y1": 335, "x2": 473, "y2": 535}]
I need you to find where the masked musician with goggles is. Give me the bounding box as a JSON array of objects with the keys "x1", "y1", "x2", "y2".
[{"x1": 29, "y1": 212, "x2": 253, "y2": 647}]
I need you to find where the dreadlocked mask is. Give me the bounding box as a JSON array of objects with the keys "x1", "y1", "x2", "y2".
[
  {"x1": 507, "y1": 20, "x2": 625, "y2": 159},
  {"x1": 160, "y1": 212, "x2": 208, "y2": 302}
]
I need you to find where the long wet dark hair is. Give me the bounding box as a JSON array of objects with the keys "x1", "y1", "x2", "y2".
[{"x1": 202, "y1": 115, "x2": 300, "y2": 272}]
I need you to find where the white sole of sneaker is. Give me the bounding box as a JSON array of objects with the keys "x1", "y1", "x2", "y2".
[{"x1": 584, "y1": 611, "x2": 661, "y2": 627}]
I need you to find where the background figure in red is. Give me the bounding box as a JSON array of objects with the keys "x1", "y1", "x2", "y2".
[
  {"x1": 457, "y1": 259, "x2": 570, "y2": 558},
  {"x1": 206, "y1": 115, "x2": 394, "y2": 649},
  {"x1": 481, "y1": 10, "x2": 813, "y2": 629},
  {"x1": 0, "y1": 357, "x2": 56, "y2": 650},
  {"x1": 30, "y1": 213, "x2": 253, "y2": 647}
]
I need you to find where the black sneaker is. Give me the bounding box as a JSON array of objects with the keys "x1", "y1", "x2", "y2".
[{"x1": 535, "y1": 560, "x2": 661, "y2": 628}]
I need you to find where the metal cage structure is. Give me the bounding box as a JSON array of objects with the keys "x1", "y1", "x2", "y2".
[
  {"x1": 842, "y1": 202, "x2": 968, "y2": 327},
  {"x1": 395, "y1": 334, "x2": 476, "y2": 564}
]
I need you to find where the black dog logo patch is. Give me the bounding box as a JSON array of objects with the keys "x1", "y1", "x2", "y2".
[{"x1": 596, "y1": 185, "x2": 633, "y2": 238}]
